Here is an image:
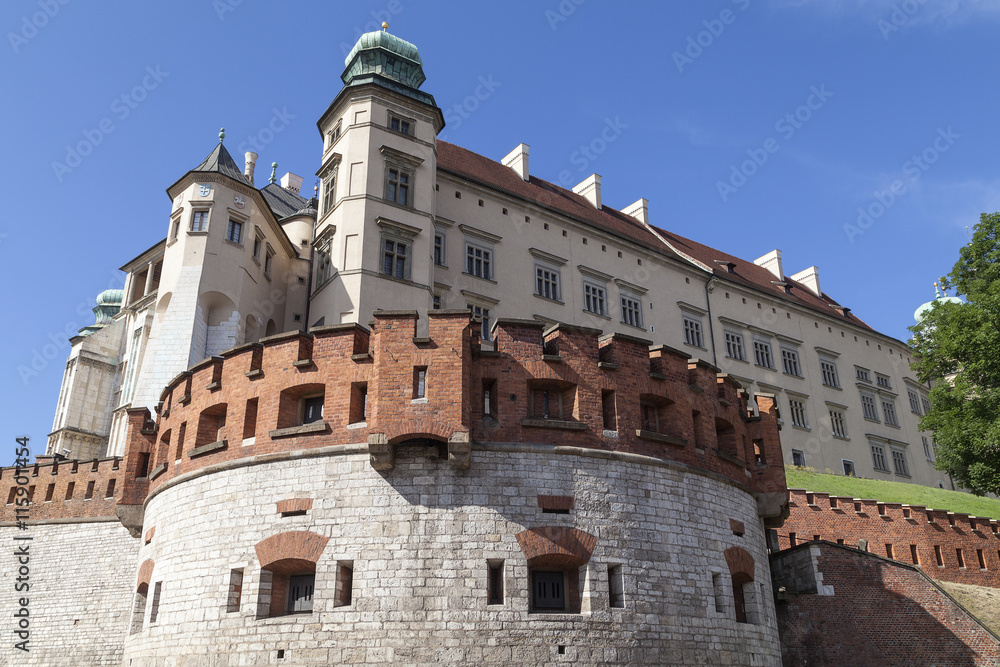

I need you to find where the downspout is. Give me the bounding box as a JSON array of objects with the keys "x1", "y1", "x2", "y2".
[
  {"x1": 704, "y1": 275, "x2": 719, "y2": 367},
  {"x1": 302, "y1": 186, "x2": 318, "y2": 332}
]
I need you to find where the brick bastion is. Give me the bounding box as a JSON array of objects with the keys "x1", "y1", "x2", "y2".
[{"x1": 1, "y1": 310, "x2": 789, "y2": 666}]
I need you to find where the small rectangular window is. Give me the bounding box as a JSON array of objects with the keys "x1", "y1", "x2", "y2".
[
  {"x1": 856, "y1": 367, "x2": 871, "y2": 382},
  {"x1": 287, "y1": 574, "x2": 315, "y2": 614},
  {"x1": 482, "y1": 379, "x2": 498, "y2": 417},
  {"x1": 350, "y1": 383, "x2": 368, "y2": 424},
  {"x1": 226, "y1": 219, "x2": 243, "y2": 244},
  {"x1": 105, "y1": 479, "x2": 116, "y2": 498},
  {"x1": 243, "y1": 399, "x2": 258, "y2": 440},
  {"x1": 85, "y1": 481, "x2": 95, "y2": 500},
  {"x1": 227, "y1": 568, "x2": 244, "y2": 613},
  {"x1": 253, "y1": 232, "x2": 263, "y2": 260},
  {"x1": 302, "y1": 395, "x2": 324, "y2": 424},
  {"x1": 468, "y1": 304, "x2": 492, "y2": 342},
  {"x1": 829, "y1": 409, "x2": 848, "y2": 438},
  {"x1": 531, "y1": 571, "x2": 566, "y2": 611},
  {"x1": 336, "y1": 562, "x2": 354, "y2": 607},
  {"x1": 842, "y1": 459, "x2": 855, "y2": 476},
  {"x1": 432, "y1": 294, "x2": 442, "y2": 310},
  {"x1": 791, "y1": 450, "x2": 805, "y2": 467},
  {"x1": 191, "y1": 210, "x2": 209, "y2": 232},
  {"x1": 724, "y1": 331, "x2": 745, "y2": 361},
  {"x1": 149, "y1": 581, "x2": 162, "y2": 624},
  {"x1": 264, "y1": 247, "x2": 274, "y2": 275},
  {"x1": 465, "y1": 243, "x2": 492, "y2": 279},
  {"x1": 414, "y1": 367, "x2": 427, "y2": 399},
  {"x1": 820, "y1": 358, "x2": 840, "y2": 388},
  {"x1": 386, "y1": 167, "x2": 411, "y2": 206},
  {"x1": 781, "y1": 347, "x2": 801, "y2": 376},
  {"x1": 321, "y1": 169, "x2": 337, "y2": 216},
  {"x1": 136, "y1": 452, "x2": 151, "y2": 478},
  {"x1": 433, "y1": 233, "x2": 445, "y2": 266},
  {"x1": 382, "y1": 238, "x2": 409, "y2": 279},
  {"x1": 535, "y1": 265, "x2": 560, "y2": 301},
  {"x1": 789, "y1": 399, "x2": 808, "y2": 429},
  {"x1": 176, "y1": 421, "x2": 187, "y2": 459},
  {"x1": 608, "y1": 565, "x2": 624, "y2": 609},
  {"x1": 389, "y1": 114, "x2": 411, "y2": 135},
  {"x1": 956, "y1": 548, "x2": 965, "y2": 568},
  {"x1": 712, "y1": 573, "x2": 725, "y2": 615},
  {"x1": 487, "y1": 560, "x2": 504, "y2": 605},
  {"x1": 885, "y1": 544, "x2": 894, "y2": 559},
  {"x1": 620, "y1": 295, "x2": 642, "y2": 328},
  {"x1": 935, "y1": 545, "x2": 943, "y2": 566},
  {"x1": 910, "y1": 545, "x2": 919, "y2": 564},
  {"x1": 861, "y1": 392, "x2": 879, "y2": 421},
  {"x1": 583, "y1": 282, "x2": 607, "y2": 316},
  {"x1": 908, "y1": 389, "x2": 922, "y2": 414},
  {"x1": 882, "y1": 400, "x2": 899, "y2": 427},
  {"x1": 891, "y1": 448, "x2": 908, "y2": 476},
  {"x1": 601, "y1": 390, "x2": 616, "y2": 431},
  {"x1": 753, "y1": 339, "x2": 774, "y2": 369},
  {"x1": 682, "y1": 314, "x2": 703, "y2": 348},
  {"x1": 871, "y1": 444, "x2": 889, "y2": 472}
]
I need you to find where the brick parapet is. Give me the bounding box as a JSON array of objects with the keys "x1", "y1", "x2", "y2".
[
  {"x1": 778, "y1": 488, "x2": 1000, "y2": 587},
  {"x1": 92, "y1": 312, "x2": 786, "y2": 521},
  {"x1": 0, "y1": 456, "x2": 123, "y2": 522}
]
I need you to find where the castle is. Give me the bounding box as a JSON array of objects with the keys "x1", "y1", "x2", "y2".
[{"x1": 6, "y1": 26, "x2": 998, "y2": 667}]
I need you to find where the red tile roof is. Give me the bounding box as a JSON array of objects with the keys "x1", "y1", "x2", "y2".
[{"x1": 436, "y1": 140, "x2": 873, "y2": 333}]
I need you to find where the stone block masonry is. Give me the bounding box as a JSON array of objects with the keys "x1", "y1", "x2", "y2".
[{"x1": 777, "y1": 488, "x2": 1000, "y2": 588}]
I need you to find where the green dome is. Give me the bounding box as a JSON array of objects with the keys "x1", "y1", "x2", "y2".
[
  {"x1": 914, "y1": 285, "x2": 963, "y2": 323},
  {"x1": 96, "y1": 289, "x2": 124, "y2": 306},
  {"x1": 79, "y1": 289, "x2": 124, "y2": 336},
  {"x1": 342, "y1": 29, "x2": 426, "y2": 90}
]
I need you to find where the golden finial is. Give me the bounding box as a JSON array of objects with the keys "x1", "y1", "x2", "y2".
[{"x1": 382, "y1": 21, "x2": 389, "y2": 31}]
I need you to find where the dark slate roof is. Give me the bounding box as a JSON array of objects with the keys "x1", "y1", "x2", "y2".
[
  {"x1": 261, "y1": 183, "x2": 310, "y2": 219},
  {"x1": 436, "y1": 140, "x2": 872, "y2": 332},
  {"x1": 191, "y1": 143, "x2": 249, "y2": 184}
]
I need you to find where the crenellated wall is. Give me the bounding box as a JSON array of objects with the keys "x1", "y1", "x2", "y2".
[
  {"x1": 0, "y1": 456, "x2": 122, "y2": 522},
  {"x1": 777, "y1": 488, "x2": 1000, "y2": 588},
  {"x1": 114, "y1": 311, "x2": 787, "y2": 529}
]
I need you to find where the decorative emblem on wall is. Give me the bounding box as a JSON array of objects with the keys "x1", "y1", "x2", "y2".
[
  {"x1": 198, "y1": 184, "x2": 211, "y2": 197},
  {"x1": 234, "y1": 195, "x2": 245, "y2": 209}
]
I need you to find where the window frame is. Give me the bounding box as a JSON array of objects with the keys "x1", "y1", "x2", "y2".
[
  {"x1": 682, "y1": 313, "x2": 705, "y2": 349},
  {"x1": 870, "y1": 442, "x2": 890, "y2": 473},
  {"x1": 465, "y1": 240, "x2": 494, "y2": 280},
  {"x1": 829, "y1": 408, "x2": 848, "y2": 439},
  {"x1": 908, "y1": 389, "x2": 922, "y2": 414},
  {"x1": 225, "y1": 218, "x2": 244, "y2": 245},
  {"x1": 286, "y1": 573, "x2": 315, "y2": 615},
  {"x1": 468, "y1": 303, "x2": 492, "y2": 342},
  {"x1": 384, "y1": 165, "x2": 412, "y2": 207},
  {"x1": 620, "y1": 293, "x2": 643, "y2": 329},
  {"x1": 388, "y1": 111, "x2": 414, "y2": 136},
  {"x1": 190, "y1": 208, "x2": 210, "y2": 232},
  {"x1": 381, "y1": 235, "x2": 411, "y2": 281},
  {"x1": 433, "y1": 232, "x2": 446, "y2": 267},
  {"x1": 583, "y1": 280, "x2": 608, "y2": 317},
  {"x1": 321, "y1": 165, "x2": 337, "y2": 217},
  {"x1": 788, "y1": 397, "x2": 809, "y2": 429},
  {"x1": 882, "y1": 399, "x2": 899, "y2": 427},
  {"x1": 264, "y1": 244, "x2": 275, "y2": 276},
  {"x1": 922, "y1": 436, "x2": 934, "y2": 462},
  {"x1": 860, "y1": 391, "x2": 879, "y2": 421},
  {"x1": 724, "y1": 330, "x2": 746, "y2": 362},
  {"x1": 780, "y1": 346, "x2": 802, "y2": 377},
  {"x1": 752, "y1": 338, "x2": 774, "y2": 370},
  {"x1": 891, "y1": 447, "x2": 909, "y2": 477},
  {"x1": 842, "y1": 459, "x2": 856, "y2": 476},
  {"x1": 819, "y1": 357, "x2": 840, "y2": 388},
  {"x1": 791, "y1": 449, "x2": 805, "y2": 467}
]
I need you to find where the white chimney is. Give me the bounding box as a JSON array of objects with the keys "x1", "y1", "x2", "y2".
[
  {"x1": 791, "y1": 266, "x2": 822, "y2": 297},
  {"x1": 244, "y1": 152, "x2": 258, "y2": 185},
  {"x1": 753, "y1": 249, "x2": 783, "y2": 280},
  {"x1": 280, "y1": 172, "x2": 304, "y2": 195},
  {"x1": 573, "y1": 173, "x2": 602, "y2": 209},
  {"x1": 502, "y1": 143, "x2": 530, "y2": 181},
  {"x1": 622, "y1": 198, "x2": 648, "y2": 225}
]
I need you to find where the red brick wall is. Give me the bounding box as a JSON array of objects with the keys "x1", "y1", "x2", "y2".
[
  {"x1": 777, "y1": 488, "x2": 1000, "y2": 588},
  {"x1": 0, "y1": 457, "x2": 123, "y2": 521},
  {"x1": 773, "y1": 542, "x2": 1000, "y2": 666},
  {"x1": 105, "y1": 312, "x2": 786, "y2": 520}
]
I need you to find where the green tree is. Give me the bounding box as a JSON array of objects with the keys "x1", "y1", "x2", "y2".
[{"x1": 909, "y1": 212, "x2": 1000, "y2": 495}]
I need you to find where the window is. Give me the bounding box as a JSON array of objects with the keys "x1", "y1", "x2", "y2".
[
  {"x1": 620, "y1": 295, "x2": 642, "y2": 328},
  {"x1": 382, "y1": 238, "x2": 408, "y2": 279},
  {"x1": 871, "y1": 443, "x2": 889, "y2": 472},
  {"x1": 350, "y1": 382, "x2": 367, "y2": 424},
  {"x1": 876, "y1": 374, "x2": 892, "y2": 389},
  {"x1": 321, "y1": 168, "x2": 336, "y2": 216},
  {"x1": 226, "y1": 218, "x2": 243, "y2": 244},
  {"x1": 302, "y1": 395, "x2": 323, "y2": 424},
  {"x1": 336, "y1": 562, "x2": 353, "y2": 607},
  {"x1": 781, "y1": 347, "x2": 801, "y2": 376},
  {"x1": 468, "y1": 304, "x2": 492, "y2": 342},
  {"x1": 466, "y1": 243, "x2": 492, "y2": 279},
  {"x1": 227, "y1": 568, "x2": 244, "y2": 613},
  {"x1": 432, "y1": 294, "x2": 441, "y2": 310},
  {"x1": 789, "y1": 399, "x2": 808, "y2": 429},
  {"x1": 791, "y1": 449, "x2": 805, "y2": 467},
  {"x1": 882, "y1": 400, "x2": 899, "y2": 426},
  {"x1": 922, "y1": 436, "x2": 934, "y2": 462},
  {"x1": 921, "y1": 397, "x2": 931, "y2": 414},
  {"x1": 389, "y1": 114, "x2": 411, "y2": 135},
  {"x1": 892, "y1": 448, "x2": 909, "y2": 476},
  {"x1": 608, "y1": 565, "x2": 624, "y2": 608},
  {"x1": 856, "y1": 367, "x2": 871, "y2": 382},
  {"x1": 842, "y1": 459, "x2": 855, "y2": 476},
  {"x1": 908, "y1": 389, "x2": 921, "y2": 414},
  {"x1": 169, "y1": 215, "x2": 180, "y2": 242},
  {"x1": 861, "y1": 392, "x2": 879, "y2": 421},
  {"x1": 264, "y1": 246, "x2": 274, "y2": 275},
  {"x1": 433, "y1": 233, "x2": 445, "y2": 266},
  {"x1": 601, "y1": 390, "x2": 616, "y2": 431},
  {"x1": 253, "y1": 230, "x2": 264, "y2": 261},
  {"x1": 829, "y1": 409, "x2": 848, "y2": 438},
  {"x1": 724, "y1": 331, "x2": 746, "y2": 361},
  {"x1": 191, "y1": 210, "x2": 209, "y2": 232},
  {"x1": 530, "y1": 571, "x2": 565, "y2": 611},
  {"x1": 753, "y1": 339, "x2": 774, "y2": 369},
  {"x1": 315, "y1": 238, "x2": 332, "y2": 286},
  {"x1": 584, "y1": 282, "x2": 607, "y2": 316},
  {"x1": 482, "y1": 379, "x2": 498, "y2": 417},
  {"x1": 149, "y1": 581, "x2": 162, "y2": 624},
  {"x1": 487, "y1": 560, "x2": 504, "y2": 605},
  {"x1": 535, "y1": 265, "x2": 560, "y2": 301},
  {"x1": 413, "y1": 367, "x2": 427, "y2": 399},
  {"x1": 385, "y1": 167, "x2": 410, "y2": 206},
  {"x1": 820, "y1": 358, "x2": 840, "y2": 388},
  {"x1": 683, "y1": 314, "x2": 704, "y2": 348},
  {"x1": 287, "y1": 574, "x2": 315, "y2": 614}
]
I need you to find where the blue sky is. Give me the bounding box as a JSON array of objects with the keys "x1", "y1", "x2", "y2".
[{"x1": 1, "y1": 0, "x2": 997, "y2": 463}]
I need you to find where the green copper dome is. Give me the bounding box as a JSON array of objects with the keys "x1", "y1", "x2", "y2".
[
  {"x1": 914, "y1": 283, "x2": 963, "y2": 323},
  {"x1": 78, "y1": 289, "x2": 124, "y2": 336},
  {"x1": 342, "y1": 29, "x2": 426, "y2": 90}
]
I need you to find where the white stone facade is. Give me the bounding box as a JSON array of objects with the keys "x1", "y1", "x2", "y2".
[{"x1": 121, "y1": 446, "x2": 780, "y2": 666}]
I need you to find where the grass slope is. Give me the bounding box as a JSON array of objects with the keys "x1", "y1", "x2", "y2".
[
  {"x1": 937, "y1": 581, "x2": 1000, "y2": 636},
  {"x1": 785, "y1": 468, "x2": 1000, "y2": 521}
]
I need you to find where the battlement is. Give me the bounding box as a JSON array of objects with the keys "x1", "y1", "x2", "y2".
[
  {"x1": 778, "y1": 488, "x2": 1000, "y2": 588},
  {"x1": 0, "y1": 456, "x2": 123, "y2": 522},
  {"x1": 101, "y1": 311, "x2": 787, "y2": 529}
]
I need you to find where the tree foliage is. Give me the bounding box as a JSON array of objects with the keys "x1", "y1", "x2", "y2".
[{"x1": 909, "y1": 212, "x2": 1000, "y2": 495}]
